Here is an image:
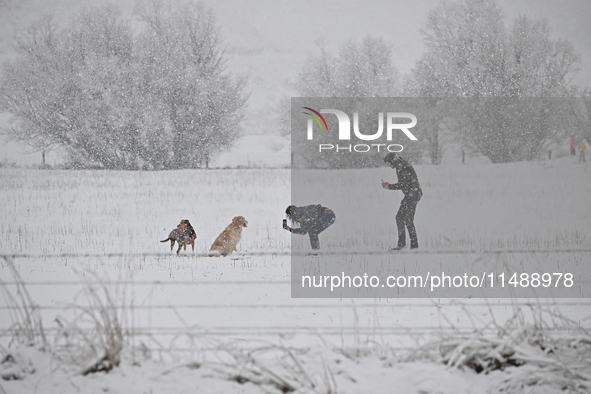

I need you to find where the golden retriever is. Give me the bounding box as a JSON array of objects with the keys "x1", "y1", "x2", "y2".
[{"x1": 209, "y1": 216, "x2": 248, "y2": 256}]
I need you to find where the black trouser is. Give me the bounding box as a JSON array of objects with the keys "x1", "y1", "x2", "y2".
[
  {"x1": 307, "y1": 209, "x2": 336, "y2": 249},
  {"x1": 396, "y1": 196, "x2": 419, "y2": 249}
]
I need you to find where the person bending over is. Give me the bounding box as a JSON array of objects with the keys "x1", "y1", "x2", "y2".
[{"x1": 283, "y1": 204, "x2": 336, "y2": 249}]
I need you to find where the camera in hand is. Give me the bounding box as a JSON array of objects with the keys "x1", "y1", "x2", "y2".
[{"x1": 282, "y1": 219, "x2": 292, "y2": 232}]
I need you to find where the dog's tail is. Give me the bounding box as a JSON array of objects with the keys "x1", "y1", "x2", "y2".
[{"x1": 160, "y1": 238, "x2": 172, "y2": 243}]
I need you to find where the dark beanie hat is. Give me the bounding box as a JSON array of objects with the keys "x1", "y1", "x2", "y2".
[
  {"x1": 383, "y1": 152, "x2": 398, "y2": 165},
  {"x1": 285, "y1": 205, "x2": 296, "y2": 216}
]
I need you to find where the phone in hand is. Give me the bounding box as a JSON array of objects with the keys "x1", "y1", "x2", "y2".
[{"x1": 282, "y1": 219, "x2": 287, "y2": 229}]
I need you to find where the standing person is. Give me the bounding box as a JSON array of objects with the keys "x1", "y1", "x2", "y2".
[
  {"x1": 283, "y1": 205, "x2": 336, "y2": 249},
  {"x1": 381, "y1": 153, "x2": 423, "y2": 250},
  {"x1": 579, "y1": 140, "x2": 586, "y2": 163},
  {"x1": 571, "y1": 136, "x2": 576, "y2": 156}
]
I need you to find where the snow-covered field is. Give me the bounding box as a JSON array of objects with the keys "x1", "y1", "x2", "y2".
[{"x1": 1, "y1": 157, "x2": 590, "y2": 393}]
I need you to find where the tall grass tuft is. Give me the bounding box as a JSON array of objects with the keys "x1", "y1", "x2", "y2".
[
  {"x1": 405, "y1": 301, "x2": 591, "y2": 393},
  {"x1": 213, "y1": 342, "x2": 337, "y2": 393},
  {"x1": 0, "y1": 257, "x2": 47, "y2": 350},
  {"x1": 53, "y1": 270, "x2": 132, "y2": 375}
]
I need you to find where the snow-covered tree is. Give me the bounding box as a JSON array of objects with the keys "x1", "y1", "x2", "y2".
[
  {"x1": 412, "y1": 0, "x2": 580, "y2": 163},
  {"x1": 0, "y1": 1, "x2": 246, "y2": 169},
  {"x1": 297, "y1": 37, "x2": 399, "y2": 98},
  {"x1": 134, "y1": 0, "x2": 246, "y2": 169},
  {"x1": 566, "y1": 88, "x2": 591, "y2": 145},
  {"x1": 289, "y1": 37, "x2": 412, "y2": 168},
  {"x1": 0, "y1": 8, "x2": 140, "y2": 169}
]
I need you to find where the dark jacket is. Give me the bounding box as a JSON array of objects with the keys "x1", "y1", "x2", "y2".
[
  {"x1": 289, "y1": 204, "x2": 327, "y2": 233},
  {"x1": 388, "y1": 158, "x2": 423, "y2": 200}
]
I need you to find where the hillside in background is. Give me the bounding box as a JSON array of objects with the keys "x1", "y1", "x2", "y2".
[{"x1": 0, "y1": 0, "x2": 590, "y2": 167}]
